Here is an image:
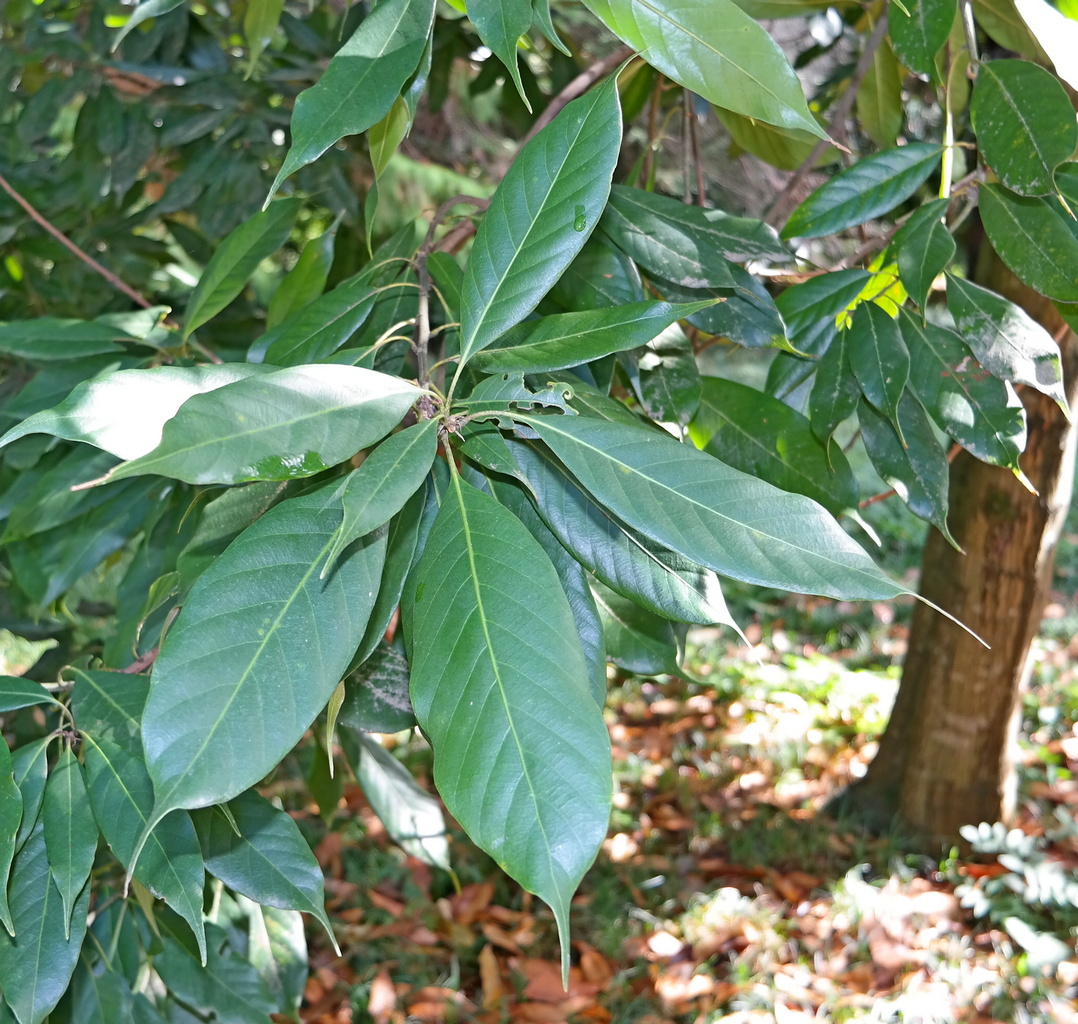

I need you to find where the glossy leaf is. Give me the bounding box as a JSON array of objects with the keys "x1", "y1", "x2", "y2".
[
  {"x1": 0, "y1": 824, "x2": 89, "y2": 1024},
  {"x1": 403, "y1": 472, "x2": 611, "y2": 975},
  {"x1": 546, "y1": 237, "x2": 644, "y2": 311},
  {"x1": 154, "y1": 921, "x2": 277, "y2": 1024},
  {"x1": 265, "y1": 227, "x2": 337, "y2": 329},
  {"x1": 978, "y1": 184, "x2": 1078, "y2": 302},
  {"x1": 0, "y1": 677, "x2": 62, "y2": 714},
  {"x1": 638, "y1": 325, "x2": 702, "y2": 426},
  {"x1": 321, "y1": 419, "x2": 437, "y2": 578},
  {"x1": 98, "y1": 365, "x2": 421, "y2": 487},
  {"x1": 0, "y1": 365, "x2": 273, "y2": 459},
  {"x1": 268, "y1": 0, "x2": 436, "y2": 198},
  {"x1": 846, "y1": 302, "x2": 910, "y2": 430},
  {"x1": 900, "y1": 310, "x2": 1026, "y2": 473},
  {"x1": 0, "y1": 320, "x2": 130, "y2": 362},
  {"x1": 501, "y1": 437, "x2": 737, "y2": 628},
  {"x1": 591, "y1": 579, "x2": 681, "y2": 676},
  {"x1": 260, "y1": 278, "x2": 379, "y2": 367},
  {"x1": 714, "y1": 106, "x2": 823, "y2": 171},
  {"x1": 350, "y1": 733, "x2": 450, "y2": 868},
  {"x1": 856, "y1": 35, "x2": 903, "y2": 148},
  {"x1": 808, "y1": 327, "x2": 860, "y2": 444},
  {"x1": 243, "y1": 901, "x2": 307, "y2": 1013},
  {"x1": 778, "y1": 270, "x2": 873, "y2": 342},
  {"x1": 458, "y1": 75, "x2": 621, "y2": 365},
  {"x1": 891, "y1": 198, "x2": 954, "y2": 313},
  {"x1": 0, "y1": 740, "x2": 21, "y2": 937},
  {"x1": 41, "y1": 745, "x2": 97, "y2": 938},
  {"x1": 112, "y1": 0, "x2": 186, "y2": 49},
  {"x1": 467, "y1": 0, "x2": 532, "y2": 105},
  {"x1": 859, "y1": 395, "x2": 956, "y2": 544},
  {"x1": 183, "y1": 199, "x2": 302, "y2": 339},
  {"x1": 782, "y1": 143, "x2": 942, "y2": 239},
  {"x1": 970, "y1": 59, "x2": 1077, "y2": 196},
  {"x1": 484, "y1": 470, "x2": 607, "y2": 704},
  {"x1": 70, "y1": 669, "x2": 150, "y2": 753},
  {"x1": 690, "y1": 377, "x2": 858, "y2": 515},
  {"x1": 139, "y1": 480, "x2": 387, "y2": 837},
  {"x1": 946, "y1": 272, "x2": 1066, "y2": 408},
  {"x1": 583, "y1": 0, "x2": 826, "y2": 137},
  {"x1": 81, "y1": 733, "x2": 207, "y2": 962},
  {"x1": 12, "y1": 740, "x2": 49, "y2": 856},
  {"x1": 338, "y1": 641, "x2": 416, "y2": 734},
  {"x1": 889, "y1": 0, "x2": 957, "y2": 78},
  {"x1": 522, "y1": 414, "x2": 905, "y2": 599},
  {"x1": 470, "y1": 300, "x2": 715, "y2": 375},
  {"x1": 191, "y1": 790, "x2": 334, "y2": 939}
]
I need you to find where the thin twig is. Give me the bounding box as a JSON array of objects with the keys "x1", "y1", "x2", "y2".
[
  {"x1": 521, "y1": 45, "x2": 633, "y2": 147},
  {"x1": 122, "y1": 648, "x2": 159, "y2": 674},
  {"x1": 0, "y1": 170, "x2": 158, "y2": 312},
  {"x1": 765, "y1": 15, "x2": 890, "y2": 229}
]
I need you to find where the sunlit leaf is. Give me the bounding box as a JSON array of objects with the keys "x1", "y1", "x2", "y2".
[
  {"x1": 458, "y1": 75, "x2": 621, "y2": 365},
  {"x1": 892, "y1": 198, "x2": 954, "y2": 311},
  {"x1": 467, "y1": 0, "x2": 532, "y2": 105},
  {"x1": 846, "y1": 302, "x2": 910, "y2": 430},
  {"x1": 889, "y1": 0, "x2": 957, "y2": 78}
]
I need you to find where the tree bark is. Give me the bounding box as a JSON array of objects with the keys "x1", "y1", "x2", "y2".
[{"x1": 841, "y1": 258, "x2": 1078, "y2": 841}]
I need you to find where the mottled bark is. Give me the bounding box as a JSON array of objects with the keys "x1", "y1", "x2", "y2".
[{"x1": 843, "y1": 260, "x2": 1078, "y2": 841}]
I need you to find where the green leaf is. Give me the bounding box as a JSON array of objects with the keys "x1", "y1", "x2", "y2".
[
  {"x1": 978, "y1": 184, "x2": 1078, "y2": 302},
  {"x1": 243, "y1": 901, "x2": 307, "y2": 1013},
  {"x1": 321, "y1": 419, "x2": 438, "y2": 578},
  {"x1": 856, "y1": 35, "x2": 903, "y2": 148},
  {"x1": 97, "y1": 366, "x2": 421, "y2": 487},
  {"x1": 352, "y1": 485, "x2": 428, "y2": 667},
  {"x1": 112, "y1": 0, "x2": 186, "y2": 49},
  {"x1": 0, "y1": 741, "x2": 22, "y2": 937},
  {"x1": 458, "y1": 75, "x2": 622, "y2": 366},
  {"x1": 469, "y1": 300, "x2": 716, "y2": 375},
  {"x1": 531, "y1": 0, "x2": 570, "y2": 54},
  {"x1": 777, "y1": 269, "x2": 873, "y2": 342},
  {"x1": 591, "y1": 579, "x2": 681, "y2": 676},
  {"x1": 0, "y1": 364, "x2": 273, "y2": 459},
  {"x1": 483, "y1": 469, "x2": 607, "y2": 704},
  {"x1": 0, "y1": 824, "x2": 89, "y2": 1024},
  {"x1": 467, "y1": 0, "x2": 532, "y2": 106},
  {"x1": 183, "y1": 198, "x2": 303, "y2": 339},
  {"x1": 402, "y1": 472, "x2": 611, "y2": 976},
  {"x1": 69, "y1": 960, "x2": 142, "y2": 1024},
  {"x1": 714, "y1": 106, "x2": 824, "y2": 171},
  {"x1": 268, "y1": 0, "x2": 436, "y2": 199},
  {"x1": 521, "y1": 414, "x2": 905, "y2": 599},
  {"x1": 859, "y1": 394, "x2": 956, "y2": 543},
  {"x1": 338, "y1": 641, "x2": 415, "y2": 734},
  {"x1": 266, "y1": 227, "x2": 337, "y2": 329},
  {"x1": 0, "y1": 678, "x2": 62, "y2": 714},
  {"x1": 946, "y1": 271, "x2": 1066, "y2": 408},
  {"x1": 500, "y1": 437, "x2": 737, "y2": 628},
  {"x1": 846, "y1": 303, "x2": 910, "y2": 431},
  {"x1": 808, "y1": 327, "x2": 860, "y2": 443},
  {"x1": 638, "y1": 325, "x2": 701, "y2": 426},
  {"x1": 260, "y1": 278, "x2": 380, "y2": 367},
  {"x1": 892, "y1": 198, "x2": 955, "y2": 311},
  {"x1": 900, "y1": 309, "x2": 1027, "y2": 473},
  {"x1": 349, "y1": 733, "x2": 450, "y2": 869},
  {"x1": 154, "y1": 920, "x2": 277, "y2": 1024},
  {"x1": 244, "y1": 0, "x2": 285, "y2": 73},
  {"x1": 690, "y1": 377, "x2": 859, "y2": 515},
  {"x1": 139, "y1": 480, "x2": 388, "y2": 830},
  {"x1": 0, "y1": 320, "x2": 130, "y2": 362},
  {"x1": 970, "y1": 59, "x2": 1077, "y2": 196},
  {"x1": 192, "y1": 790, "x2": 334, "y2": 940},
  {"x1": 81, "y1": 734, "x2": 207, "y2": 963},
  {"x1": 889, "y1": 0, "x2": 957, "y2": 79},
  {"x1": 12, "y1": 740, "x2": 50, "y2": 856},
  {"x1": 70, "y1": 669, "x2": 150, "y2": 753},
  {"x1": 41, "y1": 745, "x2": 97, "y2": 939},
  {"x1": 583, "y1": 0, "x2": 826, "y2": 137},
  {"x1": 547, "y1": 237, "x2": 644, "y2": 311},
  {"x1": 782, "y1": 144, "x2": 942, "y2": 239}
]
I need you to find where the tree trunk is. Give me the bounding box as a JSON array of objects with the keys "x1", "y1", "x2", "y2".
[{"x1": 842, "y1": 259, "x2": 1078, "y2": 842}]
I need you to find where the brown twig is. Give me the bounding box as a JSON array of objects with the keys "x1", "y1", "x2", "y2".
[
  {"x1": 521, "y1": 45, "x2": 633, "y2": 147},
  {"x1": 0, "y1": 170, "x2": 159, "y2": 312},
  {"x1": 765, "y1": 15, "x2": 890, "y2": 229},
  {"x1": 122, "y1": 647, "x2": 159, "y2": 674}
]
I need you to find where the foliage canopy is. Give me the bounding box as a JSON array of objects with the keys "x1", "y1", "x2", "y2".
[{"x1": 0, "y1": 0, "x2": 1076, "y2": 1018}]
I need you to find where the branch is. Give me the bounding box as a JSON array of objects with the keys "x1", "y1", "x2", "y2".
[
  {"x1": 765, "y1": 15, "x2": 889, "y2": 229},
  {"x1": 521, "y1": 45, "x2": 633, "y2": 146},
  {"x1": 0, "y1": 170, "x2": 158, "y2": 312}
]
